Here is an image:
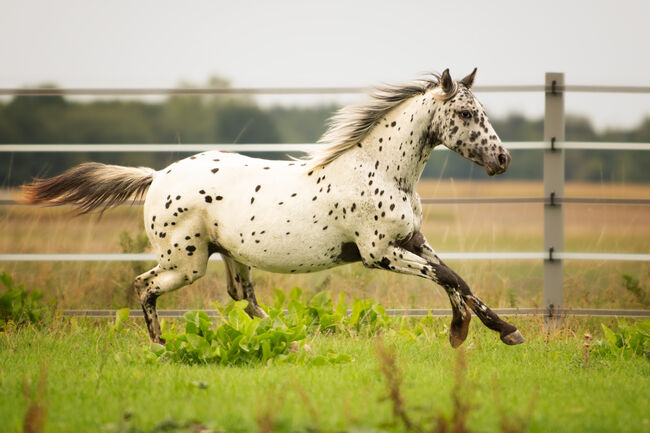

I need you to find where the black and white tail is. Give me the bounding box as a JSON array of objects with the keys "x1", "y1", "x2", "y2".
[{"x1": 21, "y1": 162, "x2": 155, "y2": 214}]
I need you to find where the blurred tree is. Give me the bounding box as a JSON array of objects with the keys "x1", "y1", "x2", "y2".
[
  {"x1": 1, "y1": 81, "x2": 649, "y2": 185},
  {"x1": 215, "y1": 104, "x2": 280, "y2": 144}
]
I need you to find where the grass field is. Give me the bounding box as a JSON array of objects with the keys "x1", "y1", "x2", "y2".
[
  {"x1": 1, "y1": 180, "x2": 649, "y2": 311},
  {"x1": 1, "y1": 179, "x2": 649, "y2": 433},
  {"x1": 0, "y1": 316, "x2": 648, "y2": 433}
]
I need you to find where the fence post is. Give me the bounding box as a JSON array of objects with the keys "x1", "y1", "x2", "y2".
[{"x1": 543, "y1": 72, "x2": 565, "y2": 321}]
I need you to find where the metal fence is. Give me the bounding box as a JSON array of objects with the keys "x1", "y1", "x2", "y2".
[{"x1": 1, "y1": 72, "x2": 649, "y2": 318}]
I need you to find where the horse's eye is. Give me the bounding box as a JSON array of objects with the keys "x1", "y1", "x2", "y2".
[{"x1": 460, "y1": 110, "x2": 472, "y2": 119}]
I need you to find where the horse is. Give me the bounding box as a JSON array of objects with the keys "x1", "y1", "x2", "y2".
[{"x1": 22, "y1": 68, "x2": 523, "y2": 348}]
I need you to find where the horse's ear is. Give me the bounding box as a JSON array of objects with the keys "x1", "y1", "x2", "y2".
[
  {"x1": 460, "y1": 68, "x2": 477, "y2": 89},
  {"x1": 440, "y1": 69, "x2": 454, "y2": 94}
]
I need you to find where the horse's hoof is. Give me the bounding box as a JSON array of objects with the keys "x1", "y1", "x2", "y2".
[
  {"x1": 449, "y1": 333, "x2": 466, "y2": 348},
  {"x1": 449, "y1": 319, "x2": 470, "y2": 348},
  {"x1": 500, "y1": 330, "x2": 525, "y2": 345},
  {"x1": 449, "y1": 304, "x2": 471, "y2": 348}
]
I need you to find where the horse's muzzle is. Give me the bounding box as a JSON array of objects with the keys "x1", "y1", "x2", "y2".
[{"x1": 485, "y1": 150, "x2": 511, "y2": 176}]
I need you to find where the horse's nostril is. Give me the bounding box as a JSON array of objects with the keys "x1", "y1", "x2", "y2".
[{"x1": 498, "y1": 153, "x2": 508, "y2": 167}]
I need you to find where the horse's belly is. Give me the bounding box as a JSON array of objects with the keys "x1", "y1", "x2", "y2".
[{"x1": 214, "y1": 225, "x2": 360, "y2": 274}]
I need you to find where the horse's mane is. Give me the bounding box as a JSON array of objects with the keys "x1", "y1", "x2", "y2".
[{"x1": 306, "y1": 73, "x2": 455, "y2": 169}]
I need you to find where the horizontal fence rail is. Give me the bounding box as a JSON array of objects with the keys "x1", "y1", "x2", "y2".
[
  {"x1": 62, "y1": 308, "x2": 650, "y2": 318},
  {"x1": 3, "y1": 143, "x2": 649, "y2": 208},
  {"x1": 2, "y1": 141, "x2": 650, "y2": 153},
  {"x1": 2, "y1": 252, "x2": 649, "y2": 262},
  {"x1": 4, "y1": 197, "x2": 650, "y2": 206},
  {"x1": 419, "y1": 197, "x2": 650, "y2": 205},
  {"x1": 2, "y1": 84, "x2": 650, "y2": 96}
]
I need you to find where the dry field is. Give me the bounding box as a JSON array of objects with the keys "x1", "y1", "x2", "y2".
[{"x1": 1, "y1": 180, "x2": 649, "y2": 311}]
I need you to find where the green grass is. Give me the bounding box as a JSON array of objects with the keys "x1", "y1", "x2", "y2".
[{"x1": 1, "y1": 317, "x2": 648, "y2": 433}]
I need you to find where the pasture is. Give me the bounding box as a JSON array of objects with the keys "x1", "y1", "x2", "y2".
[
  {"x1": 1, "y1": 180, "x2": 649, "y2": 311},
  {"x1": 1, "y1": 315, "x2": 649, "y2": 433},
  {"x1": 1, "y1": 179, "x2": 649, "y2": 432}
]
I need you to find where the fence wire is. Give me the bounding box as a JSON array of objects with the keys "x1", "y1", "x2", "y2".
[
  {"x1": 62, "y1": 308, "x2": 650, "y2": 318},
  {"x1": 2, "y1": 84, "x2": 650, "y2": 96}
]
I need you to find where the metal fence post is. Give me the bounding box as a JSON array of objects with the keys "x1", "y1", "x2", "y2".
[{"x1": 543, "y1": 72, "x2": 565, "y2": 320}]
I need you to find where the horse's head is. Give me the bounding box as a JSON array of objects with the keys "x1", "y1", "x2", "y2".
[{"x1": 430, "y1": 68, "x2": 510, "y2": 176}]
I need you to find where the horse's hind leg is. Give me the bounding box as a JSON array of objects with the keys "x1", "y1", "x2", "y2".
[
  {"x1": 134, "y1": 266, "x2": 185, "y2": 343},
  {"x1": 134, "y1": 249, "x2": 209, "y2": 343},
  {"x1": 222, "y1": 255, "x2": 267, "y2": 318}
]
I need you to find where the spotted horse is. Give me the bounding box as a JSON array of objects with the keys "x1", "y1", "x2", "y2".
[{"x1": 22, "y1": 69, "x2": 523, "y2": 347}]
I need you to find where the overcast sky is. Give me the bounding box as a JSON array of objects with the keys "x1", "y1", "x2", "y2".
[{"x1": 1, "y1": 0, "x2": 649, "y2": 130}]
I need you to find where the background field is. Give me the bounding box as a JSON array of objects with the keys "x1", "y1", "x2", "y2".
[
  {"x1": 1, "y1": 317, "x2": 649, "y2": 433},
  {"x1": 1, "y1": 179, "x2": 649, "y2": 312}
]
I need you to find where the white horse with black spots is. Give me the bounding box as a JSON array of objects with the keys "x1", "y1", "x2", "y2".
[{"x1": 23, "y1": 68, "x2": 523, "y2": 347}]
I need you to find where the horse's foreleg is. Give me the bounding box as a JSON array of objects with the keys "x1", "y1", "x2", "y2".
[
  {"x1": 360, "y1": 245, "x2": 471, "y2": 347},
  {"x1": 426, "y1": 260, "x2": 523, "y2": 345},
  {"x1": 401, "y1": 232, "x2": 524, "y2": 346},
  {"x1": 222, "y1": 256, "x2": 267, "y2": 319}
]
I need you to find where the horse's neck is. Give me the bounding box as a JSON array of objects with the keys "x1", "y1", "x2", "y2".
[{"x1": 358, "y1": 95, "x2": 438, "y2": 194}]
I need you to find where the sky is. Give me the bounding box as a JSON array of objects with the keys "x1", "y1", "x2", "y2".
[{"x1": 1, "y1": 0, "x2": 649, "y2": 131}]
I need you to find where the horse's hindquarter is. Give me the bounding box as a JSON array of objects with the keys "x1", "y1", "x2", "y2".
[{"x1": 145, "y1": 151, "x2": 366, "y2": 273}]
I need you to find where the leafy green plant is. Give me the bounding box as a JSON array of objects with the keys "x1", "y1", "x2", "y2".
[
  {"x1": 397, "y1": 315, "x2": 449, "y2": 342},
  {"x1": 277, "y1": 287, "x2": 393, "y2": 335},
  {"x1": 147, "y1": 300, "x2": 351, "y2": 366},
  {"x1": 110, "y1": 308, "x2": 130, "y2": 335},
  {"x1": 595, "y1": 319, "x2": 650, "y2": 359},
  {"x1": 282, "y1": 287, "x2": 346, "y2": 333},
  {"x1": 0, "y1": 271, "x2": 47, "y2": 329},
  {"x1": 346, "y1": 297, "x2": 393, "y2": 335}
]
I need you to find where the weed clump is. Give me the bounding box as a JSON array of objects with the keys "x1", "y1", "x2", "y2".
[
  {"x1": 0, "y1": 271, "x2": 48, "y2": 330},
  {"x1": 595, "y1": 319, "x2": 650, "y2": 359},
  {"x1": 144, "y1": 286, "x2": 398, "y2": 366},
  {"x1": 622, "y1": 274, "x2": 649, "y2": 307},
  {"x1": 146, "y1": 300, "x2": 351, "y2": 366},
  {"x1": 278, "y1": 287, "x2": 393, "y2": 335},
  {"x1": 375, "y1": 338, "x2": 536, "y2": 433}
]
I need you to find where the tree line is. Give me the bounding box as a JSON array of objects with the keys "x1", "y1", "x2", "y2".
[{"x1": 1, "y1": 87, "x2": 649, "y2": 186}]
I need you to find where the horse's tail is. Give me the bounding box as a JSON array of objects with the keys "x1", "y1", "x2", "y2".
[{"x1": 21, "y1": 162, "x2": 156, "y2": 215}]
